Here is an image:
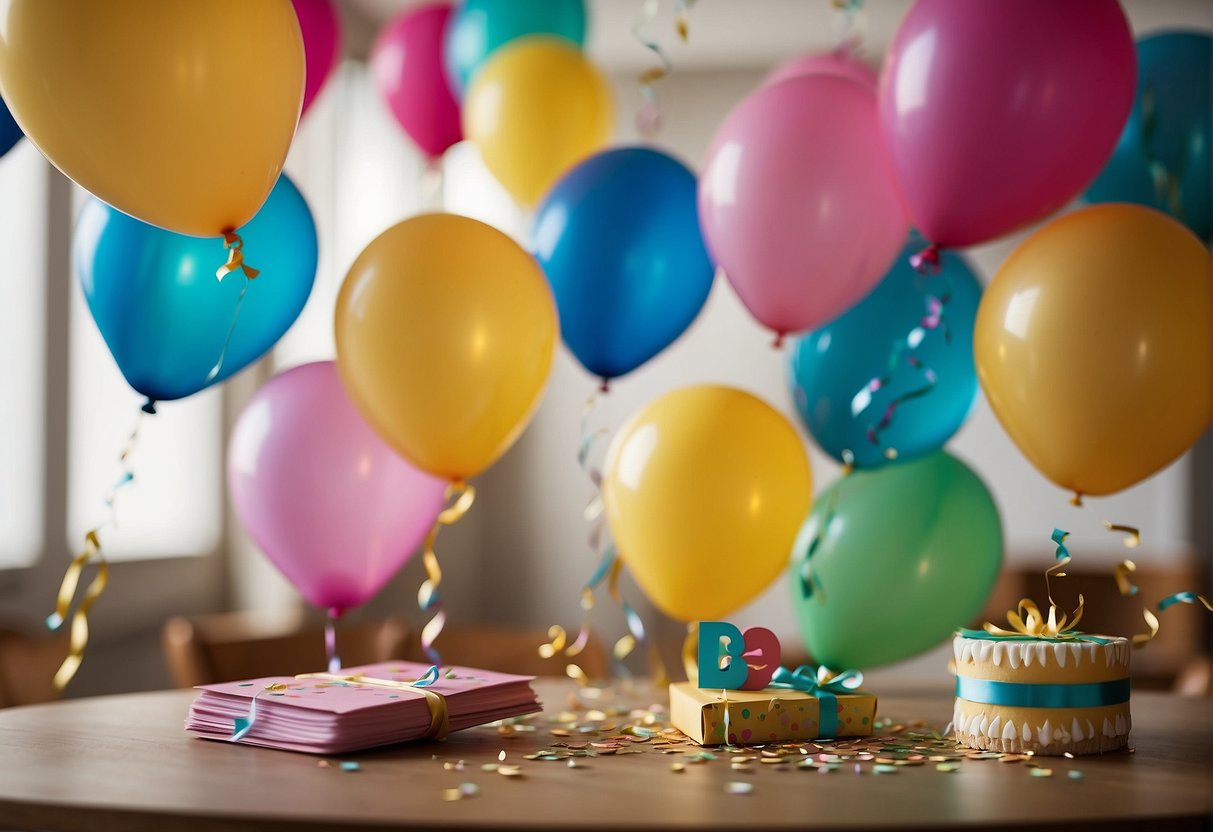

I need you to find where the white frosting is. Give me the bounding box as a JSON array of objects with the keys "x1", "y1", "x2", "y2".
[{"x1": 952, "y1": 635, "x2": 1129, "y2": 671}]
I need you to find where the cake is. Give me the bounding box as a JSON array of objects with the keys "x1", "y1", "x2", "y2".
[{"x1": 951, "y1": 633, "x2": 1131, "y2": 756}]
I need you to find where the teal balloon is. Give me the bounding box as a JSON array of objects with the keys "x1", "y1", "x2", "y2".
[
  {"x1": 75, "y1": 174, "x2": 316, "y2": 405},
  {"x1": 789, "y1": 451, "x2": 1002, "y2": 669},
  {"x1": 788, "y1": 237, "x2": 981, "y2": 469},
  {"x1": 1085, "y1": 31, "x2": 1210, "y2": 239},
  {"x1": 444, "y1": 0, "x2": 587, "y2": 95}
]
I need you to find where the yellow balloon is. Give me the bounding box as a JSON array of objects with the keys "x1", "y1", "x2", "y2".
[
  {"x1": 463, "y1": 36, "x2": 613, "y2": 207},
  {"x1": 974, "y1": 204, "x2": 1211, "y2": 499},
  {"x1": 0, "y1": 0, "x2": 302, "y2": 237},
  {"x1": 334, "y1": 214, "x2": 558, "y2": 482},
  {"x1": 603, "y1": 386, "x2": 813, "y2": 622}
]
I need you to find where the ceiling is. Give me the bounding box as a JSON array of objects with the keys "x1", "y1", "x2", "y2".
[{"x1": 338, "y1": 0, "x2": 1210, "y2": 70}]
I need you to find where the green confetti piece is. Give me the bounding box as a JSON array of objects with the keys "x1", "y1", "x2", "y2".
[
  {"x1": 1068, "y1": 770, "x2": 1084, "y2": 780},
  {"x1": 935, "y1": 763, "x2": 960, "y2": 773},
  {"x1": 1029, "y1": 767, "x2": 1053, "y2": 778},
  {"x1": 340, "y1": 761, "x2": 361, "y2": 772},
  {"x1": 873, "y1": 764, "x2": 898, "y2": 774}
]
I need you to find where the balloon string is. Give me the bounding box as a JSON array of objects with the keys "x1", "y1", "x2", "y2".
[
  {"x1": 851, "y1": 271, "x2": 951, "y2": 455},
  {"x1": 418, "y1": 482, "x2": 476, "y2": 667},
  {"x1": 205, "y1": 273, "x2": 250, "y2": 385},
  {"x1": 47, "y1": 406, "x2": 147, "y2": 689},
  {"x1": 797, "y1": 461, "x2": 851, "y2": 600},
  {"x1": 632, "y1": 0, "x2": 695, "y2": 137},
  {"x1": 325, "y1": 607, "x2": 342, "y2": 673},
  {"x1": 421, "y1": 156, "x2": 445, "y2": 212},
  {"x1": 1140, "y1": 84, "x2": 1187, "y2": 220},
  {"x1": 830, "y1": 0, "x2": 867, "y2": 54}
]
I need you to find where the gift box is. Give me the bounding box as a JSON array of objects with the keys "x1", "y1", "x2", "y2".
[{"x1": 670, "y1": 677, "x2": 877, "y2": 746}]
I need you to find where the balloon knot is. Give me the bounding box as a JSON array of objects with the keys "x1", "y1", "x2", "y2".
[
  {"x1": 217, "y1": 230, "x2": 260, "y2": 282},
  {"x1": 141, "y1": 399, "x2": 158, "y2": 415},
  {"x1": 1070, "y1": 492, "x2": 1084, "y2": 508},
  {"x1": 599, "y1": 378, "x2": 611, "y2": 394},
  {"x1": 909, "y1": 244, "x2": 941, "y2": 275},
  {"x1": 772, "y1": 331, "x2": 787, "y2": 350}
]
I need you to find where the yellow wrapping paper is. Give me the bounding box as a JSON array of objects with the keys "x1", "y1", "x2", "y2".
[{"x1": 669, "y1": 682, "x2": 876, "y2": 746}]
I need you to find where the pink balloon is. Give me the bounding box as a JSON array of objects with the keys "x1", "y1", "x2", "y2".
[
  {"x1": 764, "y1": 49, "x2": 877, "y2": 90},
  {"x1": 291, "y1": 0, "x2": 342, "y2": 117},
  {"x1": 699, "y1": 75, "x2": 907, "y2": 338},
  {"x1": 228, "y1": 361, "x2": 448, "y2": 613},
  {"x1": 371, "y1": 2, "x2": 463, "y2": 159},
  {"x1": 878, "y1": 0, "x2": 1135, "y2": 248}
]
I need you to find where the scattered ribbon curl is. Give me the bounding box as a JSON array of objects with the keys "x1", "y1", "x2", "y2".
[{"x1": 418, "y1": 482, "x2": 476, "y2": 667}]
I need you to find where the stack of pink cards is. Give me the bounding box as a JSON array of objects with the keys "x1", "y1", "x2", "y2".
[{"x1": 186, "y1": 661, "x2": 541, "y2": 754}]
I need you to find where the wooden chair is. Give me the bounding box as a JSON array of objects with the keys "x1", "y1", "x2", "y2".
[
  {"x1": 403, "y1": 625, "x2": 613, "y2": 681},
  {"x1": 161, "y1": 610, "x2": 410, "y2": 688},
  {"x1": 0, "y1": 627, "x2": 70, "y2": 708}
]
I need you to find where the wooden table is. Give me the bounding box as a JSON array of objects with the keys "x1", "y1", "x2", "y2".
[{"x1": 0, "y1": 680, "x2": 1208, "y2": 832}]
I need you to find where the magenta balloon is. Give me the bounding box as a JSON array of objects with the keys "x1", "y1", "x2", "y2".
[
  {"x1": 228, "y1": 361, "x2": 448, "y2": 613},
  {"x1": 878, "y1": 0, "x2": 1135, "y2": 248},
  {"x1": 763, "y1": 50, "x2": 877, "y2": 90},
  {"x1": 371, "y1": 2, "x2": 463, "y2": 158},
  {"x1": 291, "y1": 0, "x2": 342, "y2": 116},
  {"x1": 699, "y1": 75, "x2": 907, "y2": 338}
]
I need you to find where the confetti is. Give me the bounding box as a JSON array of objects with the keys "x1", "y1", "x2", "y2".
[
  {"x1": 671, "y1": 763, "x2": 686, "y2": 773},
  {"x1": 339, "y1": 761, "x2": 361, "y2": 772},
  {"x1": 873, "y1": 764, "x2": 898, "y2": 775},
  {"x1": 497, "y1": 765, "x2": 524, "y2": 778},
  {"x1": 1068, "y1": 770, "x2": 1084, "y2": 780},
  {"x1": 725, "y1": 782, "x2": 754, "y2": 795},
  {"x1": 498, "y1": 750, "x2": 507, "y2": 762},
  {"x1": 1029, "y1": 768, "x2": 1053, "y2": 778},
  {"x1": 936, "y1": 763, "x2": 960, "y2": 773},
  {"x1": 442, "y1": 789, "x2": 463, "y2": 802}
]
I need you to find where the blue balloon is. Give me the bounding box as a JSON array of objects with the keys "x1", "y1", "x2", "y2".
[
  {"x1": 1085, "y1": 31, "x2": 1210, "y2": 239},
  {"x1": 444, "y1": 0, "x2": 587, "y2": 96},
  {"x1": 533, "y1": 147, "x2": 715, "y2": 383},
  {"x1": 788, "y1": 240, "x2": 981, "y2": 469},
  {"x1": 75, "y1": 174, "x2": 316, "y2": 404},
  {"x1": 0, "y1": 94, "x2": 23, "y2": 158}
]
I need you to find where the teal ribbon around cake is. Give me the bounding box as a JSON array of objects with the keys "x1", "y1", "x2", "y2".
[
  {"x1": 956, "y1": 676, "x2": 1130, "y2": 709},
  {"x1": 769, "y1": 664, "x2": 863, "y2": 737}
]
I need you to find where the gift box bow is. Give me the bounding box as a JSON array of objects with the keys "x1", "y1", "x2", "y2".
[{"x1": 767, "y1": 664, "x2": 865, "y2": 737}]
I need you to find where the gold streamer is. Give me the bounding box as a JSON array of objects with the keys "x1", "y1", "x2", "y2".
[
  {"x1": 47, "y1": 531, "x2": 108, "y2": 690},
  {"x1": 418, "y1": 482, "x2": 476, "y2": 666},
  {"x1": 1131, "y1": 609, "x2": 1160, "y2": 650},
  {"x1": 215, "y1": 231, "x2": 260, "y2": 282},
  {"x1": 1114, "y1": 560, "x2": 1140, "y2": 597},
  {"x1": 47, "y1": 409, "x2": 146, "y2": 689},
  {"x1": 1104, "y1": 521, "x2": 1141, "y2": 548},
  {"x1": 538, "y1": 625, "x2": 568, "y2": 660}
]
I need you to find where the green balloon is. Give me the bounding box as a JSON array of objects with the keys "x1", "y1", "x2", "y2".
[{"x1": 789, "y1": 451, "x2": 1002, "y2": 669}]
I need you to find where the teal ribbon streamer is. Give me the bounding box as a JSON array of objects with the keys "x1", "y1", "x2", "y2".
[
  {"x1": 956, "y1": 676, "x2": 1130, "y2": 709},
  {"x1": 956, "y1": 628, "x2": 1113, "y2": 645},
  {"x1": 769, "y1": 665, "x2": 864, "y2": 738}
]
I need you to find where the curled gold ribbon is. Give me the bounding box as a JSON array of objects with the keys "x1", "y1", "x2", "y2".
[
  {"x1": 47, "y1": 531, "x2": 108, "y2": 690},
  {"x1": 1104, "y1": 521, "x2": 1141, "y2": 548},
  {"x1": 681, "y1": 622, "x2": 699, "y2": 684},
  {"x1": 984, "y1": 596, "x2": 1085, "y2": 640},
  {"x1": 47, "y1": 410, "x2": 146, "y2": 689},
  {"x1": 1114, "y1": 560, "x2": 1140, "y2": 597},
  {"x1": 418, "y1": 482, "x2": 476, "y2": 666}
]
